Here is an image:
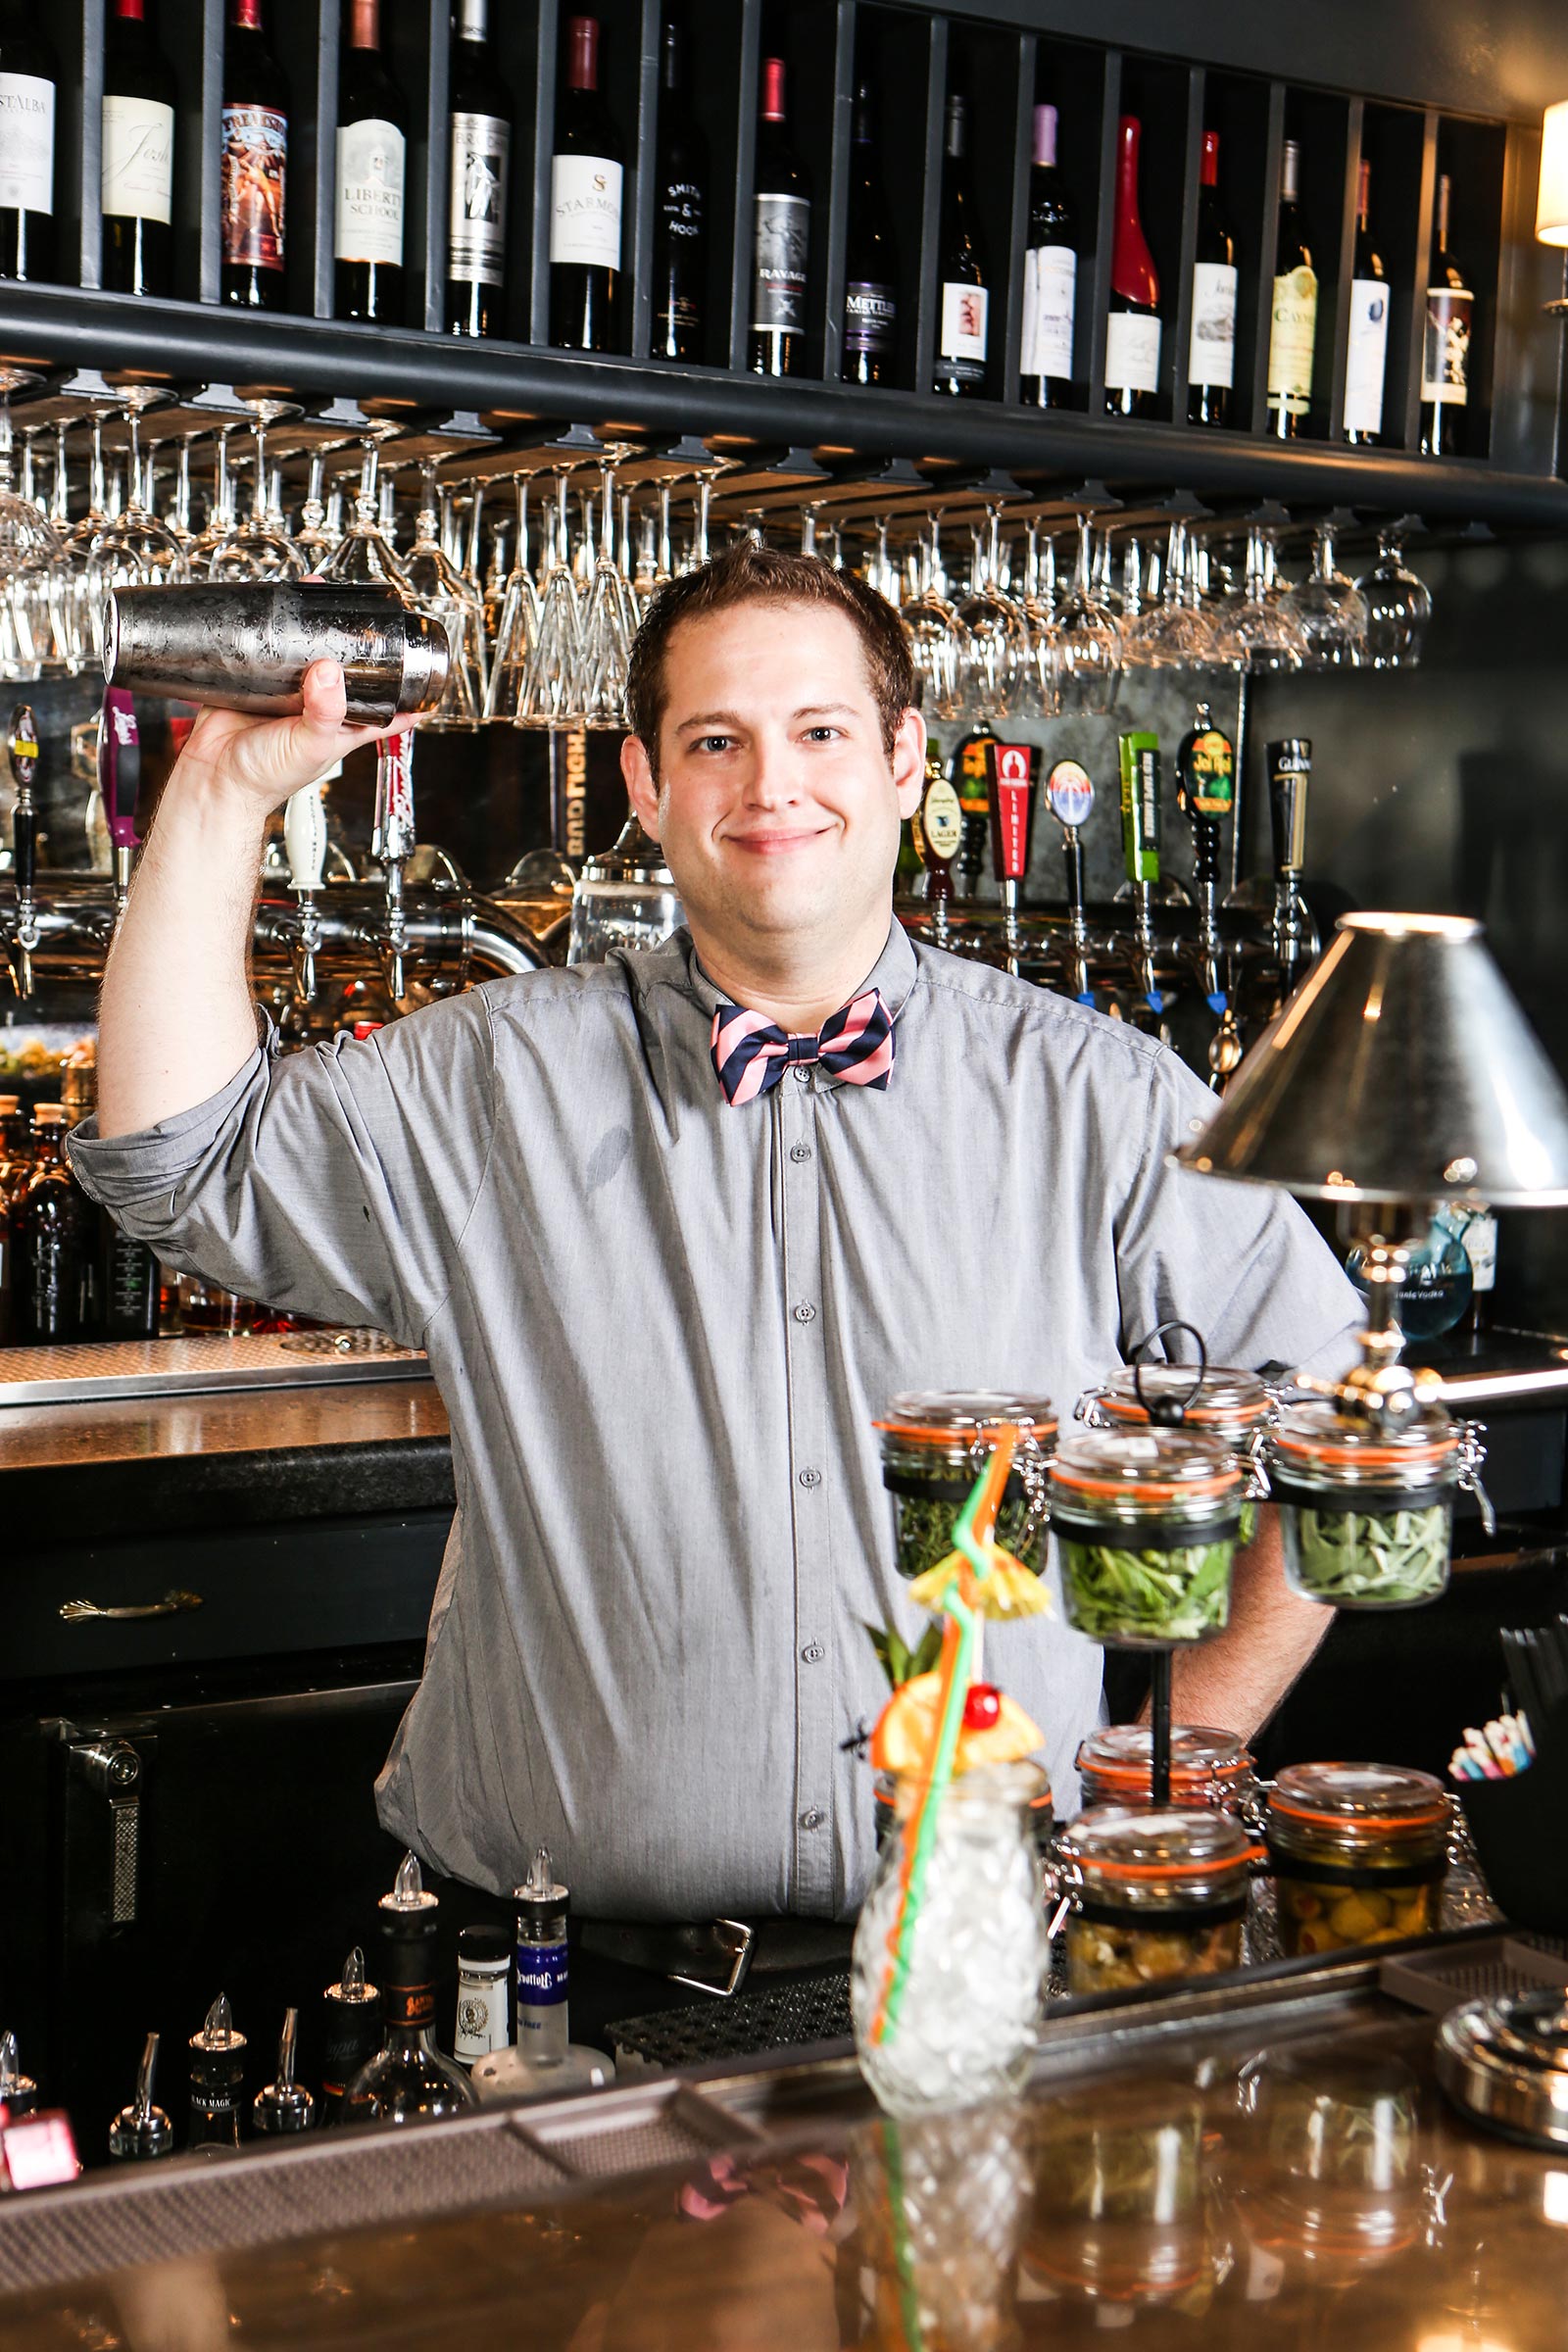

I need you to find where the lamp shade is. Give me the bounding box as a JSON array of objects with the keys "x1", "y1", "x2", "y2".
[
  {"x1": 1539, "y1": 101, "x2": 1568, "y2": 244},
  {"x1": 1174, "y1": 911, "x2": 1568, "y2": 1205}
]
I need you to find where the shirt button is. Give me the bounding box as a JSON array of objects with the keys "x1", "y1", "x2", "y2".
[
  {"x1": 791, "y1": 1064, "x2": 811, "y2": 1084},
  {"x1": 800, "y1": 1808, "x2": 824, "y2": 1831},
  {"x1": 801, "y1": 1641, "x2": 823, "y2": 1664},
  {"x1": 790, "y1": 1143, "x2": 812, "y2": 1163},
  {"x1": 792, "y1": 1301, "x2": 816, "y2": 1324},
  {"x1": 798, "y1": 1466, "x2": 821, "y2": 1490}
]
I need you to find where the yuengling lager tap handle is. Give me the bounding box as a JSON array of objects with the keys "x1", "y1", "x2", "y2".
[{"x1": 914, "y1": 751, "x2": 961, "y2": 948}]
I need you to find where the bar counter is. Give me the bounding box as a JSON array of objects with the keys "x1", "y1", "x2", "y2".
[{"x1": 0, "y1": 1936, "x2": 1561, "y2": 2346}]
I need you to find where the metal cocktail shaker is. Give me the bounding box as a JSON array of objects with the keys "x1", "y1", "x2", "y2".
[{"x1": 102, "y1": 582, "x2": 451, "y2": 725}]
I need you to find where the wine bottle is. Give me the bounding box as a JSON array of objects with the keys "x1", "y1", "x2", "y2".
[
  {"x1": 102, "y1": 0, "x2": 175, "y2": 297},
  {"x1": 335, "y1": 0, "x2": 406, "y2": 324},
  {"x1": 220, "y1": 0, "x2": 289, "y2": 311},
  {"x1": 933, "y1": 93, "x2": 987, "y2": 397},
  {"x1": 750, "y1": 55, "x2": 809, "y2": 376},
  {"x1": 1187, "y1": 129, "x2": 1237, "y2": 427},
  {"x1": 1104, "y1": 115, "x2": 1159, "y2": 418},
  {"x1": 0, "y1": 10, "x2": 57, "y2": 283},
  {"x1": 1343, "y1": 157, "x2": 1389, "y2": 446},
  {"x1": 550, "y1": 14, "x2": 622, "y2": 352},
  {"x1": 1019, "y1": 103, "x2": 1075, "y2": 408},
  {"x1": 446, "y1": 0, "x2": 512, "y2": 338},
  {"x1": 1266, "y1": 137, "x2": 1317, "y2": 439},
  {"x1": 651, "y1": 15, "x2": 706, "y2": 361},
  {"x1": 1420, "y1": 172, "x2": 1472, "y2": 459},
  {"x1": 842, "y1": 79, "x2": 895, "y2": 386}
]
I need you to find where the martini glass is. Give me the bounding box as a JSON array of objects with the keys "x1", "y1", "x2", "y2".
[
  {"x1": 204, "y1": 397, "x2": 307, "y2": 580},
  {"x1": 315, "y1": 434, "x2": 414, "y2": 597}
]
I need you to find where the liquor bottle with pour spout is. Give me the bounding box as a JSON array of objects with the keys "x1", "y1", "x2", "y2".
[
  {"x1": 253, "y1": 2008, "x2": 315, "y2": 2136},
  {"x1": 187, "y1": 1991, "x2": 246, "y2": 2157},
  {"x1": 346, "y1": 1852, "x2": 477, "y2": 2126},
  {"x1": 468, "y1": 1845, "x2": 613, "y2": 2101},
  {"x1": 109, "y1": 2032, "x2": 172, "y2": 2162}
]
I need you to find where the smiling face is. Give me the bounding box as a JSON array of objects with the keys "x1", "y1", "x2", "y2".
[{"x1": 622, "y1": 599, "x2": 924, "y2": 975}]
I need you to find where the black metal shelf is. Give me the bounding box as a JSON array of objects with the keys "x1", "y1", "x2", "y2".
[{"x1": 4, "y1": 0, "x2": 1565, "y2": 528}]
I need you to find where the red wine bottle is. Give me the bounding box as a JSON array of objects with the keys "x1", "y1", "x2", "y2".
[
  {"x1": 652, "y1": 14, "x2": 706, "y2": 361},
  {"x1": 446, "y1": 0, "x2": 512, "y2": 338},
  {"x1": 1187, "y1": 130, "x2": 1237, "y2": 427},
  {"x1": 933, "y1": 92, "x2": 987, "y2": 398},
  {"x1": 842, "y1": 78, "x2": 895, "y2": 386},
  {"x1": 550, "y1": 15, "x2": 623, "y2": 352},
  {"x1": 1019, "y1": 103, "x2": 1075, "y2": 408},
  {"x1": 1420, "y1": 173, "x2": 1472, "y2": 459},
  {"x1": 1104, "y1": 115, "x2": 1159, "y2": 417},
  {"x1": 1343, "y1": 158, "x2": 1389, "y2": 446},
  {"x1": 1266, "y1": 138, "x2": 1317, "y2": 440},
  {"x1": 750, "y1": 56, "x2": 809, "y2": 376},
  {"x1": 335, "y1": 0, "x2": 406, "y2": 324},
  {"x1": 0, "y1": 8, "x2": 58, "y2": 283},
  {"x1": 220, "y1": 0, "x2": 288, "y2": 310},
  {"x1": 102, "y1": 0, "x2": 175, "y2": 296}
]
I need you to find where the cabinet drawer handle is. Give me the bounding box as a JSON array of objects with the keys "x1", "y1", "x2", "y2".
[{"x1": 60, "y1": 1589, "x2": 204, "y2": 1624}]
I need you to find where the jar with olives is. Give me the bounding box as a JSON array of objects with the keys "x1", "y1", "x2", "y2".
[
  {"x1": 874, "y1": 1391, "x2": 1055, "y2": 1584},
  {"x1": 1265, "y1": 1762, "x2": 1450, "y2": 1956},
  {"x1": 1086, "y1": 1364, "x2": 1274, "y2": 1544},
  {"x1": 1049, "y1": 1429, "x2": 1245, "y2": 1645},
  {"x1": 1264, "y1": 1401, "x2": 1459, "y2": 1608},
  {"x1": 1054, "y1": 1805, "x2": 1261, "y2": 1994},
  {"x1": 1076, "y1": 1724, "x2": 1256, "y2": 1813}
]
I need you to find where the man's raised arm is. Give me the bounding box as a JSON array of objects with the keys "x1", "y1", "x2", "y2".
[{"x1": 97, "y1": 661, "x2": 403, "y2": 1140}]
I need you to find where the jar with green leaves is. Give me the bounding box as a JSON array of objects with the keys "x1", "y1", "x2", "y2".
[
  {"x1": 1049, "y1": 1428, "x2": 1245, "y2": 1645},
  {"x1": 1264, "y1": 1401, "x2": 1458, "y2": 1608},
  {"x1": 1086, "y1": 1364, "x2": 1274, "y2": 1545},
  {"x1": 874, "y1": 1391, "x2": 1055, "y2": 1584}
]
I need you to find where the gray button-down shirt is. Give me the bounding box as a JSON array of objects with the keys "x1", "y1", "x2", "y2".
[{"x1": 71, "y1": 923, "x2": 1358, "y2": 1921}]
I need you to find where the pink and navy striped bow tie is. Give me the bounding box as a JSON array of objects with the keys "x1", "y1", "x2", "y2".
[{"x1": 710, "y1": 988, "x2": 896, "y2": 1106}]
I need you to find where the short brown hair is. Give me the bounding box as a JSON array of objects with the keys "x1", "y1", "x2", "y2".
[{"x1": 625, "y1": 542, "x2": 916, "y2": 772}]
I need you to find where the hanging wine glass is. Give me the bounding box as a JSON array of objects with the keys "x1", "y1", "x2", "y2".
[
  {"x1": 1017, "y1": 521, "x2": 1059, "y2": 717},
  {"x1": 204, "y1": 397, "x2": 308, "y2": 581},
  {"x1": 398, "y1": 460, "x2": 486, "y2": 728},
  {"x1": 315, "y1": 434, "x2": 415, "y2": 596},
  {"x1": 516, "y1": 466, "x2": 586, "y2": 728},
  {"x1": 1208, "y1": 525, "x2": 1306, "y2": 672},
  {"x1": 576, "y1": 457, "x2": 638, "y2": 730},
  {"x1": 89, "y1": 388, "x2": 190, "y2": 605},
  {"x1": 1357, "y1": 526, "x2": 1431, "y2": 667},
  {"x1": 293, "y1": 452, "x2": 336, "y2": 571},
  {"x1": 1050, "y1": 511, "x2": 1122, "y2": 715},
  {"x1": 955, "y1": 507, "x2": 1027, "y2": 723},
  {"x1": 1122, "y1": 518, "x2": 1218, "y2": 669},
  {"x1": 483, "y1": 474, "x2": 542, "y2": 722},
  {"x1": 0, "y1": 371, "x2": 61, "y2": 680},
  {"x1": 899, "y1": 515, "x2": 967, "y2": 722},
  {"x1": 1282, "y1": 522, "x2": 1366, "y2": 668}
]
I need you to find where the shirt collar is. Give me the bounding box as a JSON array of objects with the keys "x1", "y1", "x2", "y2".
[{"x1": 680, "y1": 917, "x2": 919, "y2": 1031}]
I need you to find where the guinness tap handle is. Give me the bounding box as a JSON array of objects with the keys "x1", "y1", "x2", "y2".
[{"x1": 1267, "y1": 737, "x2": 1311, "y2": 877}]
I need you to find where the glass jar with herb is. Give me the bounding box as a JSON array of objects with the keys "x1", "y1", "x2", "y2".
[
  {"x1": 1086, "y1": 1364, "x2": 1274, "y2": 1544},
  {"x1": 1054, "y1": 1804, "x2": 1261, "y2": 1994},
  {"x1": 1049, "y1": 1429, "x2": 1245, "y2": 1644},
  {"x1": 1264, "y1": 1401, "x2": 1458, "y2": 1608},
  {"x1": 1265, "y1": 1762, "x2": 1450, "y2": 1957},
  {"x1": 875, "y1": 1391, "x2": 1055, "y2": 1583},
  {"x1": 1076, "y1": 1724, "x2": 1256, "y2": 1813}
]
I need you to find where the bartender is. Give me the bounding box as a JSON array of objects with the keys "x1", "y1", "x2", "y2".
[{"x1": 73, "y1": 544, "x2": 1358, "y2": 1926}]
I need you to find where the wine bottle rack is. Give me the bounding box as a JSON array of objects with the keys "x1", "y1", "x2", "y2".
[{"x1": 6, "y1": 0, "x2": 1566, "y2": 526}]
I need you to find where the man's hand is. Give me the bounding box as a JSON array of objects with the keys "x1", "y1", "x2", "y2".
[{"x1": 176, "y1": 659, "x2": 410, "y2": 815}]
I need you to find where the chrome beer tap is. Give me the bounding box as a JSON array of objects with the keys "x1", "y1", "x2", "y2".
[
  {"x1": 1045, "y1": 759, "x2": 1097, "y2": 1006},
  {"x1": 372, "y1": 729, "x2": 416, "y2": 1006},
  {"x1": 7, "y1": 704, "x2": 40, "y2": 997}
]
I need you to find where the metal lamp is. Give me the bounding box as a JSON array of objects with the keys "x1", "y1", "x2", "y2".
[{"x1": 1174, "y1": 911, "x2": 1568, "y2": 1418}]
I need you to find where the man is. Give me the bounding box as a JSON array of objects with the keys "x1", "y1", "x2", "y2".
[{"x1": 74, "y1": 544, "x2": 1357, "y2": 1925}]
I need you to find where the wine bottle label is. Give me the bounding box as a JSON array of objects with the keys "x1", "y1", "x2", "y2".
[
  {"x1": 919, "y1": 776, "x2": 962, "y2": 863},
  {"x1": 1421, "y1": 286, "x2": 1472, "y2": 405},
  {"x1": 1104, "y1": 310, "x2": 1160, "y2": 394},
  {"x1": 938, "y1": 282, "x2": 989, "y2": 375},
  {"x1": 1344, "y1": 277, "x2": 1390, "y2": 435},
  {"x1": 449, "y1": 112, "x2": 509, "y2": 283},
  {"x1": 1021, "y1": 244, "x2": 1075, "y2": 380},
  {"x1": 102, "y1": 94, "x2": 174, "y2": 225},
  {"x1": 1188, "y1": 261, "x2": 1238, "y2": 390},
  {"x1": 221, "y1": 105, "x2": 287, "y2": 271},
  {"x1": 1267, "y1": 265, "x2": 1318, "y2": 413},
  {"x1": 844, "y1": 280, "x2": 896, "y2": 358},
  {"x1": 552, "y1": 152, "x2": 622, "y2": 270},
  {"x1": 336, "y1": 119, "x2": 406, "y2": 266},
  {"x1": 0, "y1": 74, "x2": 55, "y2": 216},
  {"x1": 752, "y1": 192, "x2": 808, "y2": 331}
]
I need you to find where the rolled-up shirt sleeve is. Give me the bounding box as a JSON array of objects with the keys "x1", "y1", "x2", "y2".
[
  {"x1": 68, "y1": 992, "x2": 497, "y2": 1348},
  {"x1": 1114, "y1": 1043, "x2": 1362, "y2": 1380}
]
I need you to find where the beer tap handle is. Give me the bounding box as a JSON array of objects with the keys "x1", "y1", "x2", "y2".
[
  {"x1": 1046, "y1": 760, "x2": 1096, "y2": 1006},
  {"x1": 7, "y1": 704, "x2": 39, "y2": 998},
  {"x1": 283, "y1": 767, "x2": 333, "y2": 1007},
  {"x1": 1117, "y1": 731, "x2": 1163, "y2": 1013},
  {"x1": 1175, "y1": 703, "x2": 1234, "y2": 1015},
  {"x1": 1265, "y1": 737, "x2": 1313, "y2": 986},
  {"x1": 914, "y1": 756, "x2": 961, "y2": 948},
  {"x1": 99, "y1": 686, "x2": 143, "y2": 912},
  {"x1": 373, "y1": 731, "x2": 416, "y2": 1006},
  {"x1": 988, "y1": 742, "x2": 1035, "y2": 975}
]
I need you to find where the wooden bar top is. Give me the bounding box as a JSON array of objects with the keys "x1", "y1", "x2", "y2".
[{"x1": 0, "y1": 1377, "x2": 450, "y2": 1473}]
